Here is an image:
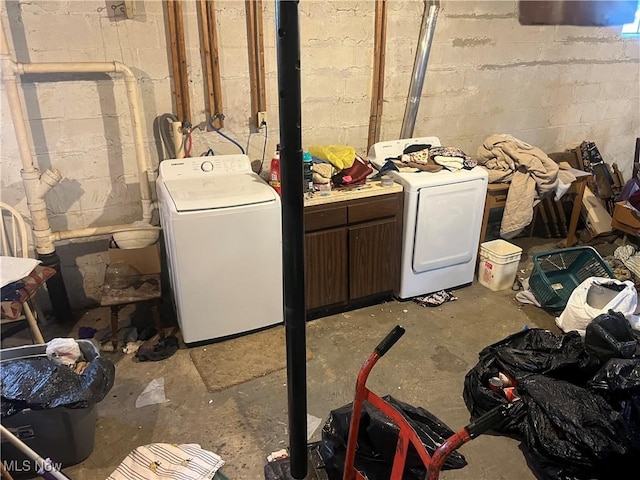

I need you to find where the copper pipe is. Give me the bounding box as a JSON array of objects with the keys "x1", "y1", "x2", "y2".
[
  {"x1": 367, "y1": 0, "x2": 388, "y2": 150},
  {"x1": 166, "y1": 0, "x2": 190, "y2": 122},
  {"x1": 198, "y1": 0, "x2": 215, "y2": 120},
  {"x1": 166, "y1": 0, "x2": 184, "y2": 120},
  {"x1": 255, "y1": 0, "x2": 266, "y2": 112},
  {"x1": 174, "y1": 0, "x2": 191, "y2": 122},
  {"x1": 246, "y1": 0, "x2": 266, "y2": 128},
  {"x1": 207, "y1": 0, "x2": 224, "y2": 128},
  {"x1": 246, "y1": 0, "x2": 259, "y2": 126}
]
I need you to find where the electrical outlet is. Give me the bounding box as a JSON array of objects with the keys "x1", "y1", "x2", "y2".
[{"x1": 257, "y1": 111, "x2": 267, "y2": 128}]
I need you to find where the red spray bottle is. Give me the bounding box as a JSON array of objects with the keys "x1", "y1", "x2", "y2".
[{"x1": 269, "y1": 144, "x2": 281, "y2": 195}]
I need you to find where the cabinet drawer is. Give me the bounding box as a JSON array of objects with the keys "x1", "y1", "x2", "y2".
[
  {"x1": 305, "y1": 206, "x2": 348, "y2": 232},
  {"x1": 348, "y1": 195, "x2": 399, "y2": 223}
]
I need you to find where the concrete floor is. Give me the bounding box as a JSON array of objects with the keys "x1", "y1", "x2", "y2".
[{"x1": 1, "y1": 236, "x2": 622, "y2": 480}]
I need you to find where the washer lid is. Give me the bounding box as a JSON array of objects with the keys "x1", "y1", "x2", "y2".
[{"x1": 162, "y1": 173, "x2": 277, "y2": 211}]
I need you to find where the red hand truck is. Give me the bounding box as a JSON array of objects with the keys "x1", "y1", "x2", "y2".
[{"x1": 343, "y1": 325, "x2": 519, "y2": 480}]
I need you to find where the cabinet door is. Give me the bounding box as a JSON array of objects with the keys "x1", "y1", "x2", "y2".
[
  {"x1": 349, "y1": 218, "x2": 399, "y2": 300},
  {"x1": 305, "y1": 228, "x2": 348, "y2": 310}
]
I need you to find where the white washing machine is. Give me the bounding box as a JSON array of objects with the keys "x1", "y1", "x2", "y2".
[
  {"x1": 368, "y1": 137, "x2": 488, "y2": 299},
  {"x1": 157, "y1": 154, "x2": 283, "y2": 345}
]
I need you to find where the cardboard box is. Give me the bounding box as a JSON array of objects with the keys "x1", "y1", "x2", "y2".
[
  {"x1": 580, "y1": 186, "x2": 612, "y2": 237},
  {"x1": 612, "y1": 201, "x2": 640, "y2": 235},
  {"x1": 108, "y1": 242, "x2": 161, "y2": 274}
]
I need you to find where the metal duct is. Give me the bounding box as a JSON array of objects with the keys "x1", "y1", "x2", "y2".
[{"x1": 400, "y1": 0, "x2": 439, "y2": 139}]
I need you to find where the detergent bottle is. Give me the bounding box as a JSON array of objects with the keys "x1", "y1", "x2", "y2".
[
  {"x1": 303, "y1": 151, "x2": 314, "y2": 193},
  {"x1": 269, "y1": 144, "x2": 281, "y2": 195}
]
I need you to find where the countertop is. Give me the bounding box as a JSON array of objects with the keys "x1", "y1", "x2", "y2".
[{"x1": 303, "y1": 180, "x2": 403, "y2": 207}]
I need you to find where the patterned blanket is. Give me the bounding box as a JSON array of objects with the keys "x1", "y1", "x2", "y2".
[{"x1": 1, "y1": 265, "x2": 56, "y2": 320}]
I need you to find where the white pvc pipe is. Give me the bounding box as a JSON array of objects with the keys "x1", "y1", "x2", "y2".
[
  {"x1": 2, "y1": 16, "x2": 155, "y2": 248},
  {"x1": 19, "y1": 61, "x2": 153, "y2": 223},
  {"x1": 50, "y1": 223, "x2": 136, "y2": 242},
  {"x1": 171, "y1": 121, "x2": 185, "y2": 159},
  {"x1": 1, "y1": 23, "x2": 60, "y2": 254}
]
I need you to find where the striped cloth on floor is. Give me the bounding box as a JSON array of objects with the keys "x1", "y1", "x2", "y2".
[
  {"x1": 107, "y1": 443, "x2": 224, "y2": 480},
  {"x1": 614, "y1": 245, "x2": 640, "y2": 279}
]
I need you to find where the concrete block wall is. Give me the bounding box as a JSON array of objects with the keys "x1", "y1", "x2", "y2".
[{"x1": 0, "y1": 0, "x2": 638, "y2": 311}]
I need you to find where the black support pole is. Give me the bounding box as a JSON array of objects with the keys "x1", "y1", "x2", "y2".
[
  {"x1": 38, "y1": 251, "x2": 72, "y2": 323},
  {"x1": 275, "y1": 1, "x2": 307, "y2": 478}
]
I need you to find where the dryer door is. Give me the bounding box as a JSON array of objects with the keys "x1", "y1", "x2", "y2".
[{"x1": 412, "y1": 179, "x2": 486, "y2": 273}]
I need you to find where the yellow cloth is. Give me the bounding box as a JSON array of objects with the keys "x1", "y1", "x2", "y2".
[{"x1": 308, "y1": 145, "x2": 356, "y2": 170}]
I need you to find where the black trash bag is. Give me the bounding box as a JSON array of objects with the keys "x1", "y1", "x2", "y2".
[
  {"x1": 463, "y1": 328, "x2": 595, "y2": 431},
  {"x1": 518, "y1": 374, "x2": 634, "y2": 480},
  {"x1": 319, "y1": 395, "x2": 467, "y2": 480},
  {"x1": 589, "y1": 358, "x2": 640, "y2": 453},
  {"x1": 481, "y1": 328, "x2": 595, "y2": 381},
  {"x1": 1, "y1": 354, "x2": 115, "y2": 418},
  {"x1": 584, "y1": 310, "x2": 640, "y2": 363}
]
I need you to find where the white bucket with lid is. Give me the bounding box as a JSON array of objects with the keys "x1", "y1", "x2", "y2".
[{"x1": 478, "y1": 239, "x2": 523, "y2": 291}]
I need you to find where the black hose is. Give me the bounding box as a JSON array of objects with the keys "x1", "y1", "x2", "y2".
[
  {"x1": 155, "y1": 113, "x2": 179, "y2": 160},
  {"x1": 276, "y1": 1, "x2": 307, "y2": 478}
]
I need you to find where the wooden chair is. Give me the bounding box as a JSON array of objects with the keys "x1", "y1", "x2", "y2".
[
  {"x1": 480, "y1": 169, "x2": 590, "y2": 248},
  {"x1": 0, "y1": 201, "x2": 50, "y2": 344}
]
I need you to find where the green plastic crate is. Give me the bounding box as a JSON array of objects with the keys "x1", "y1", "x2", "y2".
[{"x1": 529, "y1": 246, "x2": 615, "y2": 310}]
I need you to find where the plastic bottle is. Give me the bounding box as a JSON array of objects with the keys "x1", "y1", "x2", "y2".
[
  {"x1": 303, "y1": 152, "x2": 313, "y2": 193},
  {"x1": 269, "y1": 144, "x2": 281, "y2": 195}
]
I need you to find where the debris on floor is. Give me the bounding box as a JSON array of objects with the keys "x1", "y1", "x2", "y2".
[
  {"x1": 306, "y1": 414, "x2": 322, "y2": 440},
  {"x1": 135, "y1": 377, "x2": 169, "y2": 408},
  {"x1": 78, "y1": 326, "x2": 98, "y2": 339},
  {"x1": 123, "y1": 340, "x2": 144, "y2": 355},
  {"x1": 267, "y1": 448, "x2": 288, "y2": 463},
  {"x1": 514, "y1": 277, "x2": 542, "y2": 307},
  {"x1": 136, "y1": 335, "x2": 179, "y2": 362},
  {"x1": 413, "y1": 290, "x2": 457, "y2": 307},
  {"x1": 263, "y1": 442, "x2": 329, "y2": 480}
]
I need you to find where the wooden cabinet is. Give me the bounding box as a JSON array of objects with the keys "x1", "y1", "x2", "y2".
[
  {"x1": 305, "y1": 228, "x2": 348, "y2": 310},
  {"x1": 304, "y1": 191, "x2": 403, "y2": 317}
]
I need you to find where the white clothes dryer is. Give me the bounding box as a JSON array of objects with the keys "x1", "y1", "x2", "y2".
[
  {"x1": 368, "y1": 137, "x2": 488, "y2": 299},
  {"x1": 157, "y1": 155, "x2": 283, "y2": 345}
]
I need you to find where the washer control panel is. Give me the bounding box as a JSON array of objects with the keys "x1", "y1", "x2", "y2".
[
  {"x1": 159, "y1": 154, "x2": 252, "y2": 180},
  {"x1": 200, "y1": 161, "x2": 214, "y2": 172}
]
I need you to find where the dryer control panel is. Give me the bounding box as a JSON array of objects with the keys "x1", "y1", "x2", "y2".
[
  {"x1": 159, "y1": 154, "x2": 252, "y2": 180},
  {"x1": 367, "y1": 137, "x2": 441, "y2": 169}
]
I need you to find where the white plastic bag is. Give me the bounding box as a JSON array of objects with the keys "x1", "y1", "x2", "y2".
[
  {"x1": 556, "y1": 277, "x2": 638, "y2": 336},
  {"x1": 45, "y1": 338, "x2": 82, "y2": 367}
]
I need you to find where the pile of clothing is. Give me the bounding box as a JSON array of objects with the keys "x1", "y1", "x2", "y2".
[
  {"x1": 308, "y1": 145, "x2": 373, "y2": 189},
  {"x1": 307, "y1": 143, "x2": 477, "y2": 190},
  {"x1": 378, "y1": 143, "x2": 477, "y2": 174},
  {"x1": 477, "y1": 134, "x2": 576, "y2": 239}
]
